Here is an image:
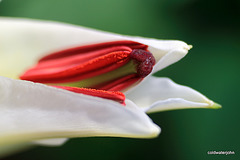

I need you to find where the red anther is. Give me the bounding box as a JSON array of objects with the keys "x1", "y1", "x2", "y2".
[
  {"x1": 35, "y1": 46, "x2": 132, "y2": 70},
  {"x1": 39, "y1": 41, "x2": 148, "y2": 62},
  {"x1": 20, "y1": 51, "x2": 131, "y2": 83},
  {"x1": 52, "y1": 86, "x2": 126, "y2": 105}
]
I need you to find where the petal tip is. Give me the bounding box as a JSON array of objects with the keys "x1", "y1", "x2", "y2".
[
  {"x1": 151, "y1": 125, "x2": 161, "y2": 138},
  {"x1": 144, "y1": 124, "x2": 161, "y2": 139},
  {"x1": 209, "y1": 102, "x2": 222, "y2": 109},
  {"x1": 180, "y1": 43, "x2": 192, "y2": 55},
  {"x1": 186, "y1": 44, "x2": 193, "y2": 51}
]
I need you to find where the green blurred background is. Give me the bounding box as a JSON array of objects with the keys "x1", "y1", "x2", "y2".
[{"x1": 0, "y1": 0, "x2": 239, "y2": 160}]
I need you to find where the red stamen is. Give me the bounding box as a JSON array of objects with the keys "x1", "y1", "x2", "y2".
[
  {"x1": 52, "y1": 86, "x2": 126, "y2": 105},
  {"x1": 39, "y1": 40, "x2": 148, "y2": 62},
  {"x1": 20, "y1": 41, "x2": 155, "y2": 105},
  {"x1": 20, "y1": 41, "x2": 148, "y2": 83},
  {"x1": 20, "y1": 51, "x2": 131, "y2": 83},
  {"x1": 33, "y1": 46, "x2": 132, "y2": 70},
  {"x1": 95, "y1": 74, "x2": 141, "y2": 91}
]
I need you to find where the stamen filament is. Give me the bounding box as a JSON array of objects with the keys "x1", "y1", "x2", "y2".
[{"x1": 54, "y1": 61, "x2": 137, "y2": 89}]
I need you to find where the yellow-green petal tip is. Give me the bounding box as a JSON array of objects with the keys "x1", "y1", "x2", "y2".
[{"x1": 210, "y1": 102, "x2": 222, "y2": 109}]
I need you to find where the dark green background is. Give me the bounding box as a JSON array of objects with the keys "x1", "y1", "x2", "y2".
[{"x1": 0, "y1": 0, "x2": 239, "y2": 160}]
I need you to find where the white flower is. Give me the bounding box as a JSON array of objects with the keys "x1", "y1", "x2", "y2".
[{"x1": 0, "y1": 17, "x2": 220, "y2": 156}]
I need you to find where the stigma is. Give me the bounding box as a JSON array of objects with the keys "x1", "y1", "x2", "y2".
[{"x1": 130, "y1": 49, "x2": 155, "y2": 77}]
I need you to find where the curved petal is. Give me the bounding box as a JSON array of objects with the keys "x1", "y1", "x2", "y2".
[
  {"x1": 32, "y1": 138, "x2": 68, "y2": 146},
  {"x1": 127, "y1": 37, "x2": 192, "y2": 73},
  {"x1": 0, "y1": 17, "x2": 190, "y2": 79},
  {"x1": 0, "y1": 76, "x2": 160, "y2": 146},
  {"x1": 125, "y1": 76, "x2": 221, "y2": 113},
  {"x1": 0, "y1": 143, "x2": 32, "y2": 158},
  {"x1": 0, "y1": 138, "x2": 68, "y2": 157}
]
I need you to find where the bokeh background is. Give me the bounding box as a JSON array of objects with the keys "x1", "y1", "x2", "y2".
[{"x1": 0, "y1": 0, "x2": 239, "y2": 160}]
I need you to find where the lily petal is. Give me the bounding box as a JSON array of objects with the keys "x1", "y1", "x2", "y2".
[
  {"x1": 32, "y1": 138, "x2": 68, "y2": 146},
  {"x1": 0, "y1": 17, "x2": 190, "y2": 79},
  {"x1": 126, "y1": 76, "x2": 221, "y2": 113},
  {"x1": 0, "y1": 143, "x2": 32, "y2": 158},
  {"x1": 126, "y1": 37, "x2": 192, "y2": 73},
  {"x1": 0, "y1": 76, "x2": 160, "y2": 146}
]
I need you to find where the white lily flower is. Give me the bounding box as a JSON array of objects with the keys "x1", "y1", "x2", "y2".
[{"x1": 0, "y1": 17, "x2": 220, "y2": 155}]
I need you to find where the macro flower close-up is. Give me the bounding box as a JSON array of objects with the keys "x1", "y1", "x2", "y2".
[
  {"x1": 0, "y1": 0, "x2": 238, "y2": 160},
  {"x1": 0, "y1": 17, "x2": 220, "y2": 156}
]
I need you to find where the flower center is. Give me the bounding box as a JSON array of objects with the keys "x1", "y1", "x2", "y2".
[{"x1": 20, "y1": 41, "x2": 156, "y2": 105}]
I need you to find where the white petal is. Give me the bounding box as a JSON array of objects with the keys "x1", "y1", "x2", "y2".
[
  {"x1": 127, "y1": 37, "x2": 192, "y2": 73},
  {"x1": 32, "y1": 138, "x2": 68, "y2": 146},
  {"x1": 0, "y1": 76, "x2": 160, "y2": 146},
  {"x1": 0, "y1": 143, "x2": 32, "y2": 158},
  {"x1": 0, "y1": 17, "x2": 190, "y2": 79},
  {"x1": 126, "y1": 76, "x2": 221, "y2": 113},
  {"x1": 0, "y1": 137, "x2": 68, "y2": 156}
]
